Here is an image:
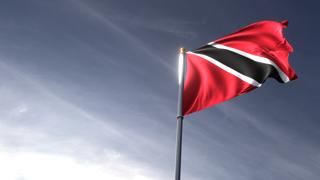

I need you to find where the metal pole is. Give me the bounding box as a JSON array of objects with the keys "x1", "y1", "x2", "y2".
[
  {"x1": 175, "y1": 47, "x2": 187, "y2": 180},
  {"x1": 175, "y1": 115, "x2": 183, "y2": 180}
]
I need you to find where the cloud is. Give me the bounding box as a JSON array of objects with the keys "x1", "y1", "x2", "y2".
[
  {"x1": 0, "y1": 60, "x2": 170, "y2": 179},
  {"x1": 0, "y1": 149, "x2": 157, "y2": 180}
]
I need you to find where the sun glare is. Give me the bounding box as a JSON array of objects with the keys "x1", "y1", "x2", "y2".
[
  {"x1": 0, "y1": 151, "x2": 154, "y2": 180},
  {"x1": 178, "y1": 53, "x2": 184, "y2": 85}
]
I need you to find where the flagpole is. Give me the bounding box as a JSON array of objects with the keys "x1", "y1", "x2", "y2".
[{"x1": 175, "y1": 47, "x2": 186, "y2": 180}]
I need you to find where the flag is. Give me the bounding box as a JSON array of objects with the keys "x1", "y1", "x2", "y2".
[{"x1": 182, "y1": 20, "x2": 297, "y2": 115}]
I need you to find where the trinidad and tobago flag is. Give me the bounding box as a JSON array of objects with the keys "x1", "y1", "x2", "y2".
[{"x1": 182, "y1": 20, "x2": 297, "y2": 115}]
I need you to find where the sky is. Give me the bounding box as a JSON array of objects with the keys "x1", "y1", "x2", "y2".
[{"x1": 0, "y1": 0, "x2": 319, "y2": 179}]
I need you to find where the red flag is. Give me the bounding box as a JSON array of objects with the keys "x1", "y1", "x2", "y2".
[{"x1": 182, "y1": 20, "x2": 297, "y2": 116}]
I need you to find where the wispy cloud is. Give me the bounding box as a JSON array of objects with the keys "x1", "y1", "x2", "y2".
[
  {"x1": 70, "y1": 0, "x2": 174, "y2": 71},
  {"x1": 107, "y1": 14, "x2": 200, "y2": 39}
]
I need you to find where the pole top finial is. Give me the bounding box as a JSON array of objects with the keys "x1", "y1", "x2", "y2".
[{"x1": 179, "y1": 47, "x2": 186, "y2": 53}]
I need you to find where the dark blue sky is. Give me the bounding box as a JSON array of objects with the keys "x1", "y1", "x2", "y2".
[{"x1": 0, "y1": 0, "x2": 319, "y2": 179}]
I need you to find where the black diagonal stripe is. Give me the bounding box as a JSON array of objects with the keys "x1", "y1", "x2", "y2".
[{"x1": 192, "y1": 45, "x2": 283, "y2": 84}]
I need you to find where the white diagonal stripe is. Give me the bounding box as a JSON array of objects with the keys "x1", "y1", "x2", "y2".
[
  {"x1": 208, "y1": 42, "x2": 290, "y2": 83},
  {"x1": 187, "y1": 51, "x2": 262, "y2": 87}
]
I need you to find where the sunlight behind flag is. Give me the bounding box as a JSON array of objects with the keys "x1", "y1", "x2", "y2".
[
  {"x1": 178, "y1": 48, "x2": 185, "y2": 85},
  {"x1": 0, "y1": 151, "x2": 155, "y2": 180}
]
